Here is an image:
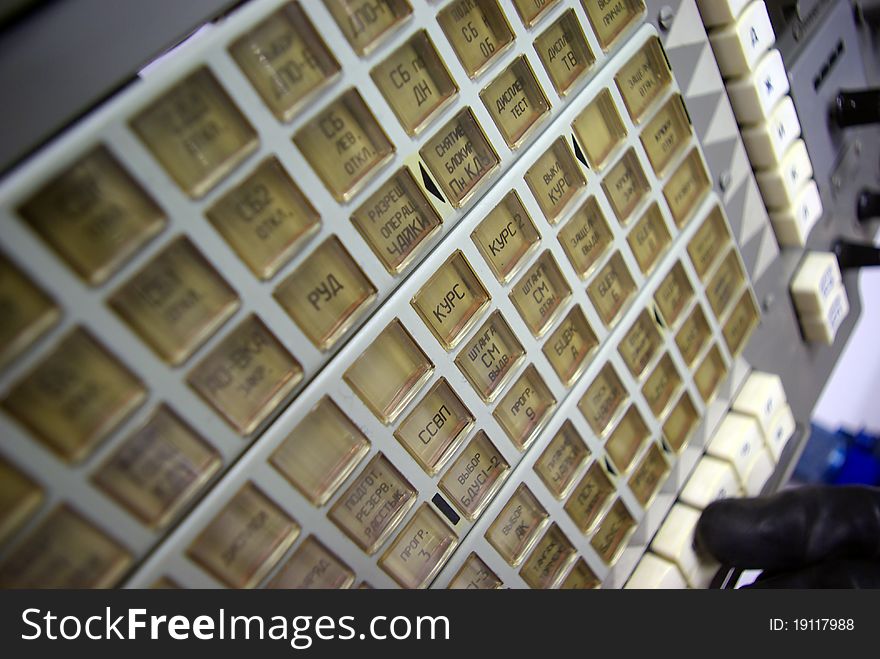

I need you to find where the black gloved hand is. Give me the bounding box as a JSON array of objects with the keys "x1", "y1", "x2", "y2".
[{"x1": 694, "y1": 485, "x2": 880, "y2": 588}]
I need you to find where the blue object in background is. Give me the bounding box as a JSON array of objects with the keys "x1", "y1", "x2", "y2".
[{"x1": 794, "y1": 423, "x2": 880, "y2": 485}]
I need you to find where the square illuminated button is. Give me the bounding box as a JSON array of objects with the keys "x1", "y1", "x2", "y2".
[
  {"x1": 578, "y1": 362, "x2": 627, "y2": 435},
  {"x1": 615, "y1": 36, "x2": 671, "y2": 122},
  {"x1": 534, "y1": 10, "x2": 594, "y2": 96},
  {"x1": 0, "y1": 506, "x2": 130, "y2": 588},
  {"x1": 371, "y1": 30, "x2": 458, "y2": 135},
  {"x1": 542, "y1": 305, "x2": 598, "y2": 386},
  {"x1": 655, "y1": 262, "x2": 694, "y2": 327},
  {"x1": 471, "y1": 191, "x2": 541, "y2": 283},
  {"x1": 188, "y1": 314, "x2": 303, "y2": 435},
  {"x1": 663, "y1": 149, "x2": 711, "y2": 228},
  {"x1": 509, "y1": 250, "x2": 571, "y2": 337},
  {"x1": 591, "y1": 499, "x2": 635, "y2": 565},
  {"x1": 534, "y1": 420, "x2": 590, "y2": 499},
  {"x1": 587, "y1": 251, "x2": 636, "y2": 327},
  {"x1": 448, "y1": 552, "x2": 503, "y2": 589},
  {"x1": 480, "y1": 55, "x2": 550, "y2": 148},
  {"x1": 109, "y1": 237, "x2": 239, "y2": 365},
  {"x1": 525, "y1": 137, "x2": 586, "y2": 223},
  {"x1": 676, "y1": 305, "x2": 711, "y2": 367},
  {"x1": 564, "y1": 461, "x2": 615, "y2": 534},
  {"x1": 229, "y1": 1, "x2": 340, "y2": 122},
  {"x1": 0, "y1": 254, "x2": 58, "y2": 369},
  {"x1": 271, "y1": 396, "x2": 370, "y2": 506},
  {"x1": 688, "y1": 205, "x2": 731, "y2": 281},
  {"x1": 493, "y1": 364, "x2": 556, "y2": 450},
  {"x1": 606, "y1": 405, "x2": 650, "y2": 473},
  {"x1": 92, "y1": 405, "x2": 221, "y2": 528},
  {"x1": 455, "y1": 311, "x2": 525, "y2": 402},
  {"x1": 628, "y1": 442, "x2": 669, "y2": 507},
  {"x1": 268, "y1": 535, "x2": 355, "y2": 589},
  {"x1": 380, "y1": 503, "x2": 457, "y2": 589},
  {"x1": 572, "y1": 89, "x2": 627, "y2": 170},
  {"x1": 411, "y1": 250, "x2": 490, "y2": 349},
  {"x1": 131, "y1": 68, "x2": 258, "y2": 198},
  {"x1": 421, "y1": 108, "x2": 500, "y2": 207},
  {"x1": 642, "y1": 353, "x2": 682, "y2": 417},
  {"x1": 627, "y1": 202, "x2": 671, "y2": 275},
  {"x1": 440, "y1": 430, "x2": 510, "y2": 520},
  {"x1": 352, "y1": 167, "x2": 442, "y2": 275},
  {"x1": 663, "y1": 392, "x2": 700, "y2": 453},
  {"x1": 560, "y1": 558, "x2": 600, "y2": 589},
  {"x1": 602, "y1": 148, "x2": 650, "y2": 224},
  {"x1": 520, "y1": 523, "x2": 577, "y2": 589},
  {"x1": 513, "y1": 0, "x2": 559, "y2": 26},
  {"x1": 558, "y1": 196, "x2": 613, "y2": 279},
  {"x1": 723, "y1": 290, "x2": 760, "y2": 356},
  {"x1": 640, "y1": 94, "x2": 692, "y2": 175},
  {"x1": 0, "y1": 458, "x2": 42, "y2": 546},
  {"x1": 485, "y1": 484, "x2": 548, "y2": 566},
  {"x1": 706, "y1": 249, "x2": 745, "y2": 318},
  {"x1": 618, "y1": 310, "x2": 662, "y2": 378},
  {"x1": 695, "y1": 344, "x2": 728, "y2": 403},
  {"x1": 18, "y1": 146, "x2": 166, "y2": 285},
  {"x1": 187, "y1": 483, "x2": 299, "y2": 588},
  {"x1": 324, "y1": 0, "x2": 412, "y2": 55},
  {"x1": 394, "y1": 378, "x2": 474, "y2": 475},
  {"x1": 583, "y1": 0, "x2": 645, "y2": 51},
  {"x1": 2, "y1": 328, "x2": 146, "y2": 463},
  {"x1": 206, "y1": 157, "x2": 320, "y2": 280},
  {"x1": 274, "y1": 235, "x2": 377, "y2": 351},
  {"x1": 294, "y1": 88, "x2": 395, "y2": 202},
  {"x1": 329, "y1": 453, "x2": 417, "y2": 554},
  {"x1": 437, "y1": 0, "x2": 514, "y2": 78},
  {"x1": 343, "y1": 320, "x2": 433, "y2": 424}
]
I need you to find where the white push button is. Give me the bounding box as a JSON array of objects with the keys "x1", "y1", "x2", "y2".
[
  {"x1": 790, "y1": 251, "x2": 842, "y2": 317},
  {"x1": 651, "y1": 503, "x2": 720, "y2": 588},
  {"x1": 764, "y1": 404, "x2": 796, "y2": 462},
  {"x1": 709, "y1": 2, "x2": 775, "y2": 78},
  {"x1": 680, "y1": 455, "x2": 742, "y2": 510},
  {"x1": 732, "y1": 370, "x2": 786, "y2": 436},
  {"x1": 726, "y1": 49, "x2": 789, "y2": 125},
  {"x1": 741, "y1": 96, "x2": 801, "y2": 168},
  {"x1": 769, "y1": 180, "x2": 822, "y2": 247},
  {"x1": 755, "y1": 139, "x2": 813, "y2": 209},
  {"x1": 696, "y1": 0, "x2": 751, "y2": 27},
  {"x1": 744, "y1": 444, "x2": 775, "y2": 495},
  {"x1": 801, "y1": 289, "x2": 849, "y2": 345},
  {"x1": 625, "y1": 553, "x2": 688, "y2": 589},
  {"x1": 706, "y1": 412, "x2": 763, "y2": 484}
]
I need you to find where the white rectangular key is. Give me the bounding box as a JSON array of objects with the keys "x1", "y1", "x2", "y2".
[
  {"x1": 741, "y1": 96, "x2": 801, "y2": 168},
  {"x1": 710, "y1": 2, "x2": 775, "y2": 77},
  {"x1": 726, "y1": 49, "x2": 789, "y2": 124}
]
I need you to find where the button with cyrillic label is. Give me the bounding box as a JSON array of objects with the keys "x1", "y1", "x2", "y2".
[
  {"x1": 380, "y1": 504, "x2": 458, "y2": 589},
  {"x1": 439, "y1": 430, "x2": 510, "y2": 520}
]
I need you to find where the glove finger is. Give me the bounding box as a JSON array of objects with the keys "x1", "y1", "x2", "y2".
[
  {"x1": 745, "y1": 558, "x2": 880, "y2": 588},
  {"x1": 695, "y1": 485, "x2": 880, "y2": 571}
]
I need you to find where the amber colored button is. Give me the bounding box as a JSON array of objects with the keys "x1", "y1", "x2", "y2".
[
  {"x1": 18, "y1": 145, "x2": 165, "y2": 284},
  {"x1": 578, "y1": 362, "x2": 627, "y2": 435},
  {"x1": 564, "y1": 461, "x2": 615, "y2": 534},
  {"x1": 380, "y1": 503, "x2": 458, "y2": 589},
  {"x1": 560, "y1": 558, "x2": 600, "y2": 589},
  {"x1": 628, "y1": 442, "x2": 669, "y2": 507},
  {"x1": 411, "y1": 250, "x2": 490, "y2": 349},
  {"x1": 615, "y1": 36, "x2": 671, "y2": 122},
  {"x1": 371, "y1": 30, "x2": 457, "y2": 135},
  {"x1": 229, "y1": 2, "x2": 340, "y2": 122},
  {"x1": 439, "y1": 430, "x2": 510, "y2": 520},
  {"x1": 471, "y1": 191, "x2": 541, "y2": 284},
  {"x1": 294, "y1": 88, "x2": 395, "y2": 202},
  {"x1": 557, "y1": 196, "x2": 613, "y2": 279},
  {"x1": 0, "y1": 254, "x2": 58, "y2": 369},
  {"x1": 572, "y1": 89, "x2": 627, "y2": 170},
  {"x1": 676, "y1": 305, "x2": 712, "y2": 367},
  {"x1": 525, "y1": 136, "x2": 586, "y2": 223},
  {"x1": 323, "y1": 0, "x2": 412, "y2": 56},
  {"x1": 109, "y1": 237, "x2": 239, "y2": 365},
  {"x1": 542, "y1": 305, "x2": 598, "y2": 386},
  {"x1": 270, "y1": 396, "x2": 370, "y2": 506},
  {"x1": 694, "y1": 344, "x2": 728, "y2": 403},
  {"x1": 274, "y1": 235, "x2": 377, "y2": 351},
  {"x1": 328, "y1": 453, "x2": 417, "y2": 554},
  {"x1": 131, "y1": 68, "x2": 258, "y2": 198},
  {"x1": 582, "y1": 0, "x2": 645, "y2": 51},
  {"x1": 627, "y1": 202, "x2": 671, "y2": 275},
  {"x1": 706, "y1": 249, "x2": 745, "y2": 318},
  {"x1": 606, "y1": 404, "x2": 650, "y2": 473},
  {"x1": 187, "y1": 483, "x2": 299, "y2": 588},
  {"x1": 480, "y1": 55, "x2": 550, "y2": 148},
  {"x1": 663, "y1": 148, "x2": 711, "y2": 228},
  {"x1": 187, "y1": 314, "x2": 303, "y2": 435},
  {"x1": 520, "y1": 523, "x2": 577, "y2": 589},
  {"x1": 534, "y1": 420, "x2": 590, "y2": 499},
  {"x1": 663, "y1": 392, "x2": 700, "y2": 453},
  {"x1": 268, "y1": 535, "x2": 355, "y2": 589},
  {"x1": 591, "y1": 499, "x2": 635, "y2": 564},
  {"x1": 688, "y1": 205, "x2": 731, "y2": 281},
  {"x1": 640, "y1": 94, "x2": 692, "y2": 175},
  {"x1": 723, "y1": 290, "x2": 760, "y2": 356},
  {"x1": 485, "y1": 484, "x2": 549, "y2": 566},
  {"x1": 587, "y1": 251, "x2": 636, "y2": 327},
  {"x1": 493, "y1": 364, "x2": 556, "y2": 450},
  {"x1": 343, "y1": 320, "x2": 433, "y2": 424},
  {"x1": 455, "y1": 311, "x2": 525, "y2": 402},
  {"x1": 437, "y1": 0, "x2": 515, "y2": 78},
  {"x1": 642, "y1": 353, "x2": 682, "y2": 417},
  {"x1": 0, "y1": 506, "x2": 130, "y2": 588},
  {"x1": 2, "y1": 328, "x2": 146, "y2": 463},
  {"x1": 602, "y1": 148, "x2": 650, "y2": 224},
  {"x1": 92, "y1": 405, "x2": 221, "y2": 528},
  {"x1": 533, "y1": 9, "x2": 594, "y2": 96},
  {"x1": 0, "y1": 458, "x2": 42, "y2": 546},
  {"x1": 420, "y1": 108, "x2": 500, "y2": 207},
  {"x1": 447, "y1": 552, "x2": 503, "y2": 589},
  {"x1": 654, "y1": 262, "x2": 694, "y2": 327},
  {"x1": 206, "y1": 157, "x2": 320, "y2": 280},
  {"x1": 513, "y1": 0, "x2": 559, "y2": 26},
  {"x1": 509, "y1": 250, "x2": 571, "y2": 337}
]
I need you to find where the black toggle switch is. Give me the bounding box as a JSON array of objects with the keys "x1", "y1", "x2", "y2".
[
  {"x1": 833, "y1": 239, "x2": 880, "y2": 269},
  {"x1": 857, "y1": 189, "x2": 880, "y2": 222},
  {"x1": 833, "y1": 88, "x2": 880, "y2": 128}
]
